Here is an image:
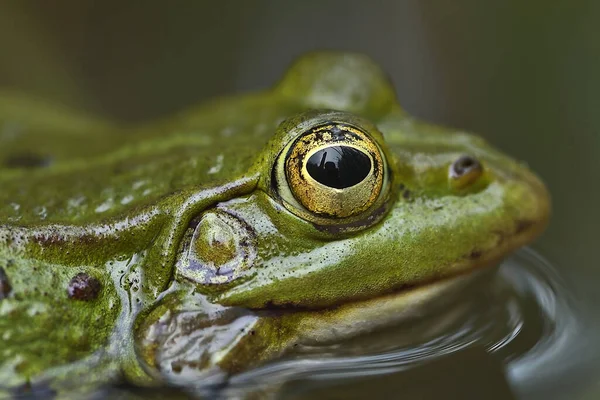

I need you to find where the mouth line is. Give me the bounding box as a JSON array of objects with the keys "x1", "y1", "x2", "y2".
[
  {"x1": 256, "y1": 217, "x2": 546, "y2": 315},
  {"x1": 350, "y1": 217, "x2": 547, "y2": 307}
]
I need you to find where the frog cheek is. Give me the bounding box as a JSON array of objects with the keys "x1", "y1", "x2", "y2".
[{"x1": 176, "y1": 210, "x2": 257, "y2": 285}]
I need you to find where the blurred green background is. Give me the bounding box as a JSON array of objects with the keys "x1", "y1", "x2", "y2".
[{"x1": 0, "y1": 1, "x2": 598, "y2": 398}]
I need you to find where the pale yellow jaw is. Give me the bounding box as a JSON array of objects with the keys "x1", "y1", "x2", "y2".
[{"x1": 208, "y1": 267, "x2": 493, "y2": 374}]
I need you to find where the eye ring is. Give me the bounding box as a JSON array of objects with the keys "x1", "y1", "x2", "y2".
[{"x1": 271, "y1": 114, "x2": 391, "y2": 228}]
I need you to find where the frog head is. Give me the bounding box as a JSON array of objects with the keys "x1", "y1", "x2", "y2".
[
  {"x1": 173, "y1": 52, "x2": 550, "y2": 310},
  {"x1": 0, "y1": 52, "x2": 550, "y2": 390}
]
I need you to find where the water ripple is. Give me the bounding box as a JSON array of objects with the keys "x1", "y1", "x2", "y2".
[{"x1": 218, "y1": 247, "x2": 582, "y2": 398}]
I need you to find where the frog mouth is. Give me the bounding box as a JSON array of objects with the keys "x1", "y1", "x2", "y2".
[
  {"x1": 138, "y1": 211, "x2": 549, "y2": 378},
  {"x1": 362, "y1": 215, "x2": 549, "y2": 308}
]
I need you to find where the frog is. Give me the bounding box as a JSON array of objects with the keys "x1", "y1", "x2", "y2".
[{"x1": 0, "y1": 51, "x2": 550, "y2": 396}]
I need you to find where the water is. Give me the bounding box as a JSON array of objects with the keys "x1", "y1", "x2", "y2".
[{"x1": 196, "y1": 248, "x2": 578, "y2": 399}]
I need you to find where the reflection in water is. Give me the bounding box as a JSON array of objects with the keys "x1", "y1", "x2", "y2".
[
  {"x1": 505, "y1": 249, "x2": 588, "y2": 399},
  {"x1": 214, "y1": 248, "x2": 582, "y2": 399}
]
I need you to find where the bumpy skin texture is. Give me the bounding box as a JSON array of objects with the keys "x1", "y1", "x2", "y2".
[{"x1": 0, "y1": 52, "x2": 550, "y2": 393}]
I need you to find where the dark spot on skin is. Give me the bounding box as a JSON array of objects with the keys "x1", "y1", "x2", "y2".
[
  {"x1": 4, "y1": 153, "x2": 52, "y2": 169},
  {"x1": 0, "y1": 267, "x2": 11, "y2": 300},
  {"x1": 402, "y1": 189, "x2": 412, "y2": 200},
  {"x1": 398, "y1": 183, "x2": 405, "y2": 191},
  {"x1": 433, "y1": 206, "x2": 444, "y2": 211},
  {"x1": 515, "y1": 220, "x2": 534, "y2": 234},
  {"x1": 34, "y1": 232, "x2": 99, "y2": 248},
  {"x1": 67, "y1": 273, "x2": 101, "y2": 301},
  {"x1": 469, "y1": 250, "x2": 483, "y2": 259}
]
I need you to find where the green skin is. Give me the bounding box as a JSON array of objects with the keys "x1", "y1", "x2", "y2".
[{"x1": 0, "y1": 52, "x2": 550, "y2": 393}]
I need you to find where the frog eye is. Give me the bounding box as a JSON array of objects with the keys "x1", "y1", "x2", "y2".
[
  {"x1": 272, "y1": 119, "x2": 390, "y2": 226},
  {"x1": 449, "y1": 155, "x2": 484, "y2": 188}
]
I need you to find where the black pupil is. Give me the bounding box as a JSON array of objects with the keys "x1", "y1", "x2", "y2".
[{"x1": 306, "y1": 146, "x2": 372, "y2": 189}]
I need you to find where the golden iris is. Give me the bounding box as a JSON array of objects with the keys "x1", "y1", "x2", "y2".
[{"x1": 277, "y1": 122, "x2": 387, "y2": 221}]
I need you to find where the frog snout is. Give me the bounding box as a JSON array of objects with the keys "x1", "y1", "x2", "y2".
[{"x1": 176, "y1": 209, "x2": 257, "y2": 285}]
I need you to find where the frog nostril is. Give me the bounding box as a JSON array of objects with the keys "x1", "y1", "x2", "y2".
[
  {"x1": 0, "y1": 267, "x2": 11, "y2": 300},
  {"x1": 449, "y1": 155, "x2": 484, "y2": 189},
  {"x1": 450, "y1": 155, "x2": 480, "y2": 177},
  {"x1": 177, "y1": 210, "x2": 257, "y2": 285}
]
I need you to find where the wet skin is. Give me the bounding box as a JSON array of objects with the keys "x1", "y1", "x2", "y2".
[{"x1": 0, "y1": 52, "x2": 550, "y2": 392}]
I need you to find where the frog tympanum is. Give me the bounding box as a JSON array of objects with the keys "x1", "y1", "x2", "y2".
[{"x1": 0, "y1": 52, "x2": 550, "y2": 395}]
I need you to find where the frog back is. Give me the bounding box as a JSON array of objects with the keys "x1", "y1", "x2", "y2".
[{"x1": 0, "y1": 91, "x2": 302, "y2": 225}]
